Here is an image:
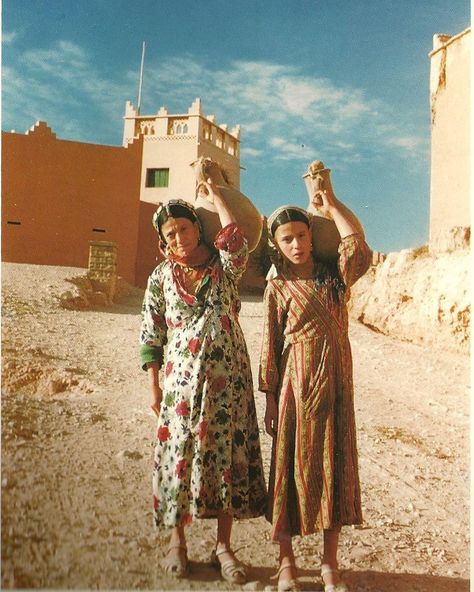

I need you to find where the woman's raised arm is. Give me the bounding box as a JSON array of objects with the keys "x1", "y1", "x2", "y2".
[{"x1": 197, "y1": 178, "x2": 235, "y2": 229}]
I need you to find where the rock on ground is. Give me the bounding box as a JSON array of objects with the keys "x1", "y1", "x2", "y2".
[{"x1": 348, "y1": 247, "x2": 470, "y2": 354}]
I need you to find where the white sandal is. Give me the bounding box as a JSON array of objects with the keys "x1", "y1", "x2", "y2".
[
  {"x1": 161, "y1": 544, "x2": 188, "y2": 578},
  {"x1": 211, "y1": 547, "x2": 247, "y2": 585},
  {"x1": 275, "y1": 560, "x2": 300, "y2": 592},
  {"x1": 321, "y1": 564, "x2": 348, "y2": 591}
]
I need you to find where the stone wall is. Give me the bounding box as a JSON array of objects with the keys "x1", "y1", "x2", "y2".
[{"x1": 88, "y1": 241, "x2": 118, "y2": 303}]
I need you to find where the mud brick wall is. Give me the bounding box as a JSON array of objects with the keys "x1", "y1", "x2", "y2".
[{"x1": 88, "y1": 241, "x2": 118, "y2": 301}]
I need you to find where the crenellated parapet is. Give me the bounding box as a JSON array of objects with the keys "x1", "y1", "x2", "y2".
[
  {"x1": 122, "y1": 97, "x2": 240, "y2": 158},
  {"x1": 24, "y1": 121, "x2": 57, "y2": 139}
]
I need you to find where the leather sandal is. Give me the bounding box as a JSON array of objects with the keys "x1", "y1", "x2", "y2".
[
  {"x1": 211, "y1": 547, "x2": 247, "y2": 585},
  {"x1": 321, "y1": 564, "x2": 348, "y2": 592},
  {"x1": 275, "y1": 560, "x2": 300, "y2": 592},
  {"x1": 162, "y1": 544, "x2": 188, "y2": 578}
]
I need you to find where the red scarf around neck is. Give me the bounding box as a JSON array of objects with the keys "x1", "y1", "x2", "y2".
[
  {"x1": 162, "y1": 243, "x2": 218, "y2": 304},
  {"x1": 165, "y1": 243, "x2": 213, "y2": 268}
]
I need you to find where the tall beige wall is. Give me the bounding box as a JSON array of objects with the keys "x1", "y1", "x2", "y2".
[{"x1": 429, "y1": 28, "x2": 471, "y2": 252}]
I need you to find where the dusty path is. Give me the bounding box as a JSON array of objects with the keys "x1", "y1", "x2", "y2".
[{"x1": 1, "y1": 263, "x2": 470, "y2": 591}]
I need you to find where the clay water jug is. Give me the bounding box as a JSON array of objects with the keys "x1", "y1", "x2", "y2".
[
  {"x1": 303, "y1": 160, "x2": 341, "y2": 262},
  {"x1": 191, "y1": 157, "x2": 263, "y2": 252}
]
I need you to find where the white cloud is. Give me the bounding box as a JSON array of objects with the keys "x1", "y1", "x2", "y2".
[
  {"x1": 333, "y1": 141, "x2": 355, "y2": 150},
  {"x1": 277, "y1": 77, "x2": 347, "y2": 117},
  {"x1": 278, "y1": 80, "x2": 320, "y2": 115},
  {"x1": 241, "y1": 121, "x2": 264, "y2": 134},
  {"x1": 241, "y1": 147, "x2": 263, "y2": 158},
  {"x1": 4, "y1": 40, "x2": 129, "y2": 142},
  {"x1": 3, "y1": 41, "x2": 428, "y2": 166},
  {"x1": 269, "y1": 137, "x2": 286, "y2": 148},
  {"x1": 270, "y1": 140, "x2": 315, "y2": 161},
  {"x1": 388, "y1": 135, "x2": 426, "y2": 151},
  {"x1": 2, "y1": 31, "x2": 19, "y2": 45},
  {"x1": 337, "y1": 102, "x2": 370, "y2": 121}
]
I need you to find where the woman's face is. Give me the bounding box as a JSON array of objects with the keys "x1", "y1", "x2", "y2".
[
  {"x1": 274, "y1": 221, "x2": 312, "y2": 266},
  {"x1": 161, "y1": 217, "x2": 200, "y2": 257}
]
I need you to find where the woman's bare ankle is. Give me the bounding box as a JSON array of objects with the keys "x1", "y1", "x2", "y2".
[{"x1": 169, "y1": 527, "x2": 186, "y2": 548}]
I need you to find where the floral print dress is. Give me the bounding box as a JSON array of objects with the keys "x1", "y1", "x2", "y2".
[{"x1": 140, "y1": 224, "x2": 267, "y2": 528}]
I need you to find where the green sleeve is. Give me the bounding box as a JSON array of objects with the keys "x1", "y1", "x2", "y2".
[{"x1": 140, "y1": 344, "x2": 163, "y2": 372}]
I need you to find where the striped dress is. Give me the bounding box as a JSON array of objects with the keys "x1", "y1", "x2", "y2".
[{"x1": 259, "y1": 233, "x2": 371, "y2": 540}]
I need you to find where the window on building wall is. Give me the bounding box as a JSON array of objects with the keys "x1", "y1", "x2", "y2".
[
  {"x1": 203, "y1": 125, "x2": 211, "y2": 140},
  {"x1": 172, "y1": 120, "x2": 188, "y2": 135},
  {"x1": 146, "y1": 168, "x2": 169, "y2": 188},
  {"x1": 216, "y1": 131, "x2": 224, "y2": 149}
]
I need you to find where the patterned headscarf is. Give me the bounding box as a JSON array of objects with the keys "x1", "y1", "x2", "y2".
[
  {"x1": 267, "y1": 205, "x2": 312, "y2": 238},
  {"x1": 265, "y1": 205, "x2": 313, "y2": 280},
  {"x1": 151, "y1": 199, "x2": 215, "y2": 299},
  {"x1": 152, "y1": 199, "x2": 203, "y2": 242}
]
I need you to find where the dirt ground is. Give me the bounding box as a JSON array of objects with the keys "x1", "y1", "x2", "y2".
[{"x1": 1, "y1": 263, "x2": 470, "y2": 592}]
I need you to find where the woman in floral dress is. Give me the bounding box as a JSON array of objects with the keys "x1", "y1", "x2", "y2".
[
  {"x1": 259, "y1": 185, "x2": 371, "y2": 591},
  {"x1": 139, "y1": 182, "x2": 266, "y2": 584}
]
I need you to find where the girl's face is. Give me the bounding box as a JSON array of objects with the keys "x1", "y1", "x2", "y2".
[
  {"x1": 161, "y1": 217, "x2": 200, "y2": 257},
  {"x1": 274, "y1": 221, "x2": 312, "y2": 266}
]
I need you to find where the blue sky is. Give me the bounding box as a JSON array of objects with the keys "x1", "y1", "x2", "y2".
[{"x1": 2, "y1": 1, "x2": 470, "y2": 253}]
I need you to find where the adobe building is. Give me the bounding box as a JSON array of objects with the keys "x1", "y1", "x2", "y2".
[
  {"x1": 429, "y1": 27, "x2": 471, "y2": 253},
  {"x1": 2, "y1": 121, "x2": 143, "y2": 285},
  {"x1": 122, "y1": 98, "x2": 244, "y2": 286},
  {"x1": 2, "y1": 98, "x2": 252, "y2": 288},
  {"x1": 123, "y1": 97, "x2": 241, "y2": 204}
]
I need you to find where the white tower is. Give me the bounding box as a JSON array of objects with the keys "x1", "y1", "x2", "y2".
[{"x1": 123, "y1": 97, "x2": 241, "y2": 204}]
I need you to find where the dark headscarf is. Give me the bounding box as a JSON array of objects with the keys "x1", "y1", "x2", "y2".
[{"x1": 152, "y1": 199, "x2": 203, "y2": 243}]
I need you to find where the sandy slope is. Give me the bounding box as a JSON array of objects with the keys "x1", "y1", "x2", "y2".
[{"x1": 1, "y1": 263, "x2": 470, "y2": 592}]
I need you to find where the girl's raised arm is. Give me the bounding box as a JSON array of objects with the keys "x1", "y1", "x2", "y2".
[
  {"x1": 313, "y1": 188, "x2": 371, "y2": 287},
  {"x1": 314, "y1": 189, "x2": 365, "y2": 240}
]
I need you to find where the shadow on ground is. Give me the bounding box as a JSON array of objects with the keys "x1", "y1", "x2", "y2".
[{"x1": 145, "y1": 563, "x2": 469, "y2": 592}]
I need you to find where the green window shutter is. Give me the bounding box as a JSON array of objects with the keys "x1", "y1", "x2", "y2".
[
  {"x1": 146, "y1": 168, "x2": 169, "y2": 188},
  {"x1": 157, "y1": 169, "x2": 169, "y2": 187}
]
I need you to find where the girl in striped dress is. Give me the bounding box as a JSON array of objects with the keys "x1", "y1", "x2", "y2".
[{"x1": 259, "y1": 187, "x2": 371, "y2": 591}]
